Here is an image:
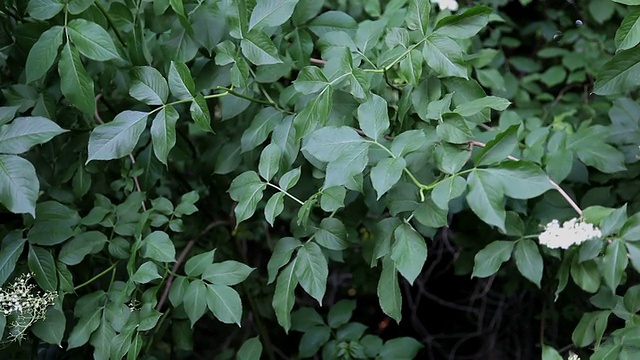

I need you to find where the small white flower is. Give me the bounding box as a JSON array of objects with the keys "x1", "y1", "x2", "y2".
[
  {"x1": 568, "y1": 352, "x2": 580, "y2": 360},
  {"x1": 538, "y1": 218, "x2": 602, "y2": 249},
  {"x1": 431, "y1": 0, "x2": 459, "y2": 11}
]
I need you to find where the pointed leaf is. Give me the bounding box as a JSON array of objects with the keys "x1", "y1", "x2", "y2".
[
  {"x1": 378, "y1": 256, "x2": 402, "y2": 323},
  {"x1": 259, "y1": 143, "x2": 281, "y2": 181},
  {"x1": 472, "y1": 240, "x2": 514, "y2": 278},
  {"x1": 26, "y1": 26, "x2": 64, "y2": 83},
  {"x1": 593, "y1": 46, "x2": 640, "y2": 95},
  {"x1": 466, "y1": 169, "x2": 505, "y2": 231},
  {"x1": 184, "y1": 279, "x2": 207, "y2": 327},
  {"x1": 423, "y1": 34, "x2": 467, "y2": 79},
  {"x1": 273, "y1": 260, "x2": 298, "y2": 332},
  {"x1": 370, "y1": 157, "x2": 406, "y2": 199},
  {"x1": 28, "y1": 245, "x2": 57, "y2": 291},
  {"x1": 206, "y1": 283, "x2": 242, "y2": 325},
  {"x1": 202, "y1": 260, "x2": 254, "y2": 286},
  {"x1": 0, "y1": 155, "x2": 39, "y2": 216},
  {"x1": 514, "y1": 239, "x2": 543, "y2": 287},
  {"x1": 237, "y1": 337, "x2": 263, "y2": 360},
  {"x1": 391, "y1": 223, "x2": 427, "y2": 285},
  {"x1": 295, "y1": 242, "x2": 328, "y2": 304},
  {"x1": 129, "y1": 66, "x2": 169, "y2": 105},
  {"x1": 67, "y1": 19, "x2": 121, "y2": 61},
  {"x1": 241, "y1": 29, "x2": 282, "y2": 65},
  {"x1": 87, "y1": 111, "x2": 148, "y2": 162},
  {"x1": 249, "y1": 0, "x2": 300, "y2": 30},
  {"x1": 406, "y1": 0, "x2": 430, "y2": 35},
  {"x1": 228, "y1": 171, "x2": 267, "y2": 224},
  {"x1": 59, "y1": 43, "x2": 95, "y2": 115},
  {"x1": 168, "y1": 61, "x2": 195, "y2": 100},
  {"x1": 434, "y1": 6, "x2": 492, "y2": 39},
  {"x1": 190, "y1": 94, "x2": 213, "y2": 132},
  {"x1": 474, "y1": 125, "x2": 518, "y2": 166},
  {"x1": 0, "y1": 116, "x2": 67, "y2": 154},
  {"x1": 150, "y1": 106, "x2": 178, "y2": 165},
  {"x1": 357, "y1": 94, "x2": 389, "y2": 141}
]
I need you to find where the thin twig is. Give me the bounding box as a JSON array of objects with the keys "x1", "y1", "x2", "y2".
[
  {"x1": 468, "y1": 140, "x2": 583, "y2": 216},
  {"x1": 310, "y1": 58, "x2": 326, "y2": 65},
  {"x1": 156, "y1": 220, "x2": 229, "y2": 310}
]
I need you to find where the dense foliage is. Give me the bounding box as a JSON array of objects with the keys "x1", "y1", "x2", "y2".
[{"x1": 1, "y1": 0, "x2": 640, "y2": 359}]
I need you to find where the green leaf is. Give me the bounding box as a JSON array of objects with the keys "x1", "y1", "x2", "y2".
[
  {"x1": 31, "y1": 307, "x2": 65, "y2": 345},
  {"x1": 25, "y1": 26, "x2": 64, "y2": 83},
  {"x1": 228, "y1": 171, "x2": 267, "y2": 224},
  {"x1": 602, "y1": 239, "x2": 628, "y2": 291},
  {"x1": 378, "y1": 337, "x2": 423, "y2": 359},
  {"x1": 357, "y1": 94, "x2": 390, "y2": 141},
  {"x1": 466, "y1": 169, "x2": 505, "y2": 231},
  {"x1": 567, "y1": 125, "x2": 626, "y2": 173},
  {"x1": 294, "y1": 87, "x2": 334, "y2": 139},
  {"x1": 399, "y1": 49, "x2": 423, "y2": 86},
  {"x1": 622, "y1": 213, "x2": 640, "y2": 241},
  {"x1": 436, "y1": 114, "x2": 473, "y2": 144},
  {"x1": 59, "y1": 43, "x2": 95, "y2": 115},
  {"x1": 435, "y1": 6, "x2": 492, "y2": 39},
  {"x1": 67, "y1": 308, "x2": 102, "y2": 349},
  {"x1": 202, "y1": 260, "x2": 254, "y2": 286},
  {"x1": 67, "y1": 19, "x2": 121, "y2": 61},
  {"x1": 241, "y1": 108, "x2": 282, "y2": 152},
  {"x1": 279, "y1": 167, "x2": 301, "y2": 191},
  {"x1": 58, "y1": 231, "x2": 107, "y2": 265},
  {"x1": 0, "y1": 232, "x2": 26, "y2": 286},
  {"x1": 327, "y1": 300, "x2": 356, "y2": 328},
  {"x1": 293, "y1": 66, "x2": 330, "y2": 94},
  {"x1": 129, "y1": 66, "x2": 169, "y2": 105},
  {"x1": 206, "y1": 283, "x2": 242, "y2": 325},
  {"x1": 259, "y1": 143, "x2": 281, "y2": 181},
  {"x1": 423, "y1": 34, "x2": 468, "y2": 79},
  {"x1": 589, "y1": 0, "x2": 615, "y2": 24},
  {"x1": 513, "y1": 239, "x2": 543, "y2": 287},
  {"x1": 150, "y1": 106, "x2": 178, "y2": 165},
  {"x1": 237, "y1": 337, "x2": 262, "y2": 360},
  {"x1": 0, "y1": 106, "x2": 19, "y2": 127},
  {"x1": 132, "y1": 261, "x2": 161, "y2": 284},
  {"x1": 472, "y1": 240, "x2": 514, "y2": 278},
  {"x1": 593, "y1": 46, "x2": 640, "y2": 95},
  {"x1": 321, "y1": 186, "x2": 346, "y2": 212},
  {"x1": 303, "y1": 126, "x2": 366, "y2": 162},
  {"x1": 474, "y1": 125, "x2": 518, "y2": 166},
  {"x1": 488, "y1": 162, "x2": 554, "y2": 199},
  {"x1": 241, "y1": 29, "x2": 282, "y2": 65},
  {"x1": 169, "y1": 276, "x2": 188, "y2": 307},
  {"x1": 87, "y1": 111, "x2": 148, "y2": 162},
  {"x1": 314, "y1": 218, "x2": 348, "y2": 250},
  {"x1": 431, "y1": 175, "x2": 466, "y2": 210},
  {"x1": 541, "y1": 346, "x2": 563, "y2": 360},
  {"x1": 27, "y1": 0, "x2": 64, "y2": 20},
  {"x1": 190, "y1": 94, "x2": 213, "y2": 132},
  {"x1": 184, "y1": 249, "x2": 215, "y2": 277},
  {"x1": 267, "y1": 237, "x2": 301, "y2": 284},
  {"x1": 67, "y1": 0, "x2": 95, "y2": 14},
  {"x1": 0, "y1": 155, "x2": 39, "y2": 216},
  {"x1": 406, "y1": 0, "x2": 430, "y2": 36},
  {"x1": 391, "y1": 224, "x2": 427, "y2": 285},
  {"x1": 371, "y1": 157, "x2": 406, "y2": 199},
  {"x1": 184, "y1": 279, "x2": 208, "y2": 327},
  {"x1": 168, "y1": 61, "x2": 195, "y2": 100},
  {"x1": 0, "y1": 116, "x2": 67, "y2": 154},
  {"x1": 307, "y1": 11, "x2": 357, "y2": 37},
  {"x1": 273, "y1": 260, "x2": 298, "y2": 332},
  {"x1": 249, "y1": 0, "x2": 300, "y2": 30},
  {"x1": 265, "y1": 192, "x2": 285, "y2": 226},
  {"x1": 28, "y1": 245, "x2": 57, "y2": 291},
  {"x1": 390, "y1": 130, "x2": 428, "y2": 157},
  {"x1": 413, "y1": 198, "x2": 448, "y2": 228},
  {"x1": 378, "y1": 256, "x2": 402, "y2": 323},
  {"x1": 28, "y1": 220, "x2": 74, "y2": 246},
  {"x1": 299, "y1": 326, "x2": 331, "y2": 357},
  {"x1": 571, "y1": 260, "x2": 601, "y2": 293},
  {"x1": 294, "y1": 242, "x2": 328, "y2": 304},
  {"x1": 141, "y1": 231, "x2": 176, "y2": 263},
  {"x1": 454, "y1": 96, "x2": 511, "y2": 117}
]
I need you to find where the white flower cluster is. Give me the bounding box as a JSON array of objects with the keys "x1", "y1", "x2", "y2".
[
  {"x1": 538, "y1": 218, "x2": 602, "y2": 249},
  {"x1": 432, "y1": 0, "x2": 459, "y2": 11},
  {"x1": 568, "y1": 352, "x2": 580, "y2": 360},
  {"x1": 0, "y1": 273, "x2": 57, "y2": 344}
]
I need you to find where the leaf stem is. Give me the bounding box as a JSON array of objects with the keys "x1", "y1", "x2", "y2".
[
  {"x1": 74, "y1": 262, "x2": 119, "y2": 291},
  {"x1": 266, "y1": 182, "x2": 305, "y2": 205}
]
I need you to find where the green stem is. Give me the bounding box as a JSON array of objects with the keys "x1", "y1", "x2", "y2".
[
  {"x1": 74, "y1": 262, "x2": 119, "y2": 291},
  {"x1": 95, "y1": 1, "x2": 127, "y2": 47},
  {"x1": 266, "y1": 182, "x2": 305, "y2": 205},
  {"x1": 384, "y1": 39, "x2": 427, "y2": 71}
]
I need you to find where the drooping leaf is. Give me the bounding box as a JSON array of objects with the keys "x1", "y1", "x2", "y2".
[
  {"x1": 423, "y1": 34, "x2": 468, "y2": 79},
  {"x1": 87, "y1": 111, "x2": 148, "y2": 162},
  {"x1": 59, "y1": 43, "x2": 95, "y2": 115},
  {"x1": 378, "y1": 256, "x2": 402, "y2": 323},
  {"x1": 190, "y1": 94, "x2": 213, "y2": 132},
  {"x1": 466, "y1": 169, "x2": 505, "y2": 232},
  {"x1": 0, "y1": 232, "x2": 27, "y2": 286},
  {"x1": 141, "y1": 231, "x2": 176, "y2": 263},
  {"x1": 390, "y1": 223, "x2": 427, "y2": 285},
  {"x1": 237, "y1": 337, "x2": 263, "y2": 360},
  {"x1": 273, "y1": 260, "x2": 298, "y2": 332},
  {"x1": 0, "y1": 155, "x2": 39, "y2": 216},
  {"x1": 26, "y1": 26, "x2": 64, "y2": 83},
  {"x1": 258, "y1": 143, "x2": 281, "y2": 181},
  {"x1": 27, "y1": 245, "x2": 57, "y2": 291},
  {"x1": 293, "y1": 66, "x2": 330, "y2": 94},
  {"x1": 294, "y1": 242, "x2": 328, "y2": 304},
  {"x1": 184, "y1": 279, "x2": 208, "y2": 327},
  {"x1": 406, "y1": 0, "x2": 430, "y2": 36},
  {"x1": 370, "y1": 157, "x2": 406, "y2": 199},
  {"x1": 293, "y1": 87, "x2": 333, "y2": 139},
  {"x1": 228, "y1": 171, "x2": 267, "y2": 224},
  {"x1": 357, "y1": 94, "x2": 390, "y2": 141},
  {"x1": 474, "y1": 125, "x2": 518, "y2": 166},
  {"x1": 205, "y1": 283, "x2": 243, "y2": 326},
  {"x1": 150, "y1": 106, "x2": 178, "y2": 165},
  {"x1": 314, "y1": 218, "x2": 348, "y2": 251},
  {"x1": 202, "y1": 260, "x2": 254, "y2": 286},
  {"x1": 615, "y1": 9, "x2": 640, "y2": 51},
  {"x1": 602, "y1": 239, "x2": 628, "y2": 291},
  {"x1": 513, "y1": 239, "x2": 543, "y2": 287}
]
